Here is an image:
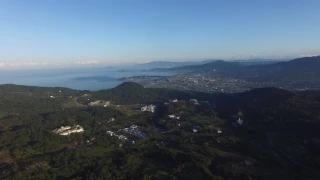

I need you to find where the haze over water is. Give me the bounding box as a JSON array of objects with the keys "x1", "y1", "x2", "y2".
[{"x1": 0, "y1": 67, "x2": 175, "y2": 91}]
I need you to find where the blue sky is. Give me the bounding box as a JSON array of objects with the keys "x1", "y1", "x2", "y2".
[{"x1": 0, "y1": 0, "x2": 319, "y2": 67}]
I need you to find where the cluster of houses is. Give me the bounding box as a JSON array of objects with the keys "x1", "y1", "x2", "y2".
[
  {"x1": 120, "y1": 125, "x2": 148, "y2": 139},
  {"x1": 141, "y1": 105, "x2": 156, "y2": 113},
  {"x1": 106, "y1": 131, "x2": 127, "y2": 140},
  {"x1": 106, "y1": 125, "x2": 147, "y2": 141},
  {"x1": 168, "y1": 114, "x2": 180, "y2": 120},
  {"x1": 52, "y1": 125, "x2": 84, "y2": 136},
  {"x1": 106, "y1": 128, "x2": 138, "y2": 148}
]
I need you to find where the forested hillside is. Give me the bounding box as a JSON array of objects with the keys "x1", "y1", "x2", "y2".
[{"x1": 0, "y1": 83, "x2": 320, "y2": 179}]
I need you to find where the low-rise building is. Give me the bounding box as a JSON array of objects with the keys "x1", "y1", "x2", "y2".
[
  {"x1": 53, "y1": 125, "x2": 84, "y2": 136},
  {"x1": 107, "y1": 131, "x2": 114, "y2": 136},
  {"x1": 52, "y1": 126, "x2": 71, "y2": 134},
  {"x1": 168, "y1": 114, "x2": 180, "y2": 120},
  {"x1": 168, "y1": 115, "x2": 175, "y2": 119},
  {"x1": 141, "y1": 105, "x2": 156, "y2": 113},
  {"x1": 89, "y1": 100, "x2": 101, "y2": 106}
]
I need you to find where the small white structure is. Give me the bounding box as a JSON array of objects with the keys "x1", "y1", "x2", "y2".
[
  {"x1": 237, "y1": 117, "x2": 243, "y2": 126},
  {"x1": 88, "y1": 100, "x2": 101, "y2": 106},
  {"x1": 104, "y1": 101, "x2": 111, "y2": 107},
  {"x1": 130, "y1": 125, "x2": 138, "y2": 129},
  {"x1": 118, "y1": 135, "x2": 127, "y2": 140},
  {"x1": 189, "y1": 99, "x2": 199, "y2": 105},
  {"x1": 108, "y1": 118, "x2": 115, "y2": 123},
  {"x1": 192, "y1": 129, "x2": 198, "y2": 133},
  {"x1": 172, "y1": 99, "x2": 178, "y2": 103},
  {"x1": 50, "y1": 95, "x2": 55, "y2": 99},
  {"x1": 168, "y1": 115, "x2": 175, "y2": 119},
  {"x1": 107, "y1": 131, "x2": 114, "y2": 136},
  {"x1": 168, "y1": 115, "x2": 180, "y2": 120},
  {"x1": 217, "y1": 129, "x2": 223, "y2": 134}
]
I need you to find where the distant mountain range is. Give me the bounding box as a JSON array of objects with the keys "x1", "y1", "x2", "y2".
[
  {"x1": 134, "y1": 60, "x2": 218, "y2": 69},
  {"x1": 151, "y1": 56, "x2": 320, "y2": 85},
  {"x1": 134, "y1": 59, "x2": 282, "y2": 69}
]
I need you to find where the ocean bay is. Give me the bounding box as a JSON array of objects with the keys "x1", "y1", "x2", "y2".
[{"x1": 0, "y1": 67, "x2": 175, "y2": 91}]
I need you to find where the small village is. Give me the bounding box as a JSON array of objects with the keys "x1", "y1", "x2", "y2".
[{"x1": 50, "y1": 95, "x2": 247, "y2": 155}]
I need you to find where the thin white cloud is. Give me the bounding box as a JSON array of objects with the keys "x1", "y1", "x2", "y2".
[
  {"x1": 74, "y1": 60, "x2": 104, "y2": 65},
  {"x1": 0, "y1": 61, "x2": 59, "y2": 68},
  {"x1": 74, "y1": 60, "x2": 123, "y2": 65},
  {"x1": 135, "y1": 60, "x2": 152, "y2": 64},
  {"x1": 300, "y1": 54, "x2": 316, "y2": 57},
  {"x1": 0, "y1": 60, "x2": 118, "y2": 68}
]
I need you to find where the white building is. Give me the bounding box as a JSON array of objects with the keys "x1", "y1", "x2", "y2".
[
  {"x1": 168, "y1": 115, "x2": 175, "y2": 119},
  {"x1": 168, "y1": 115, "x2": 180, "y2": 120},
  {"x1": 89, "y1": 100, "x2": 100, "y2": 106},
  {"x1": 107, "y1": 131, "x2": 114, "y2": 136},
  {"x1": 53, "y1": 125, "x2": 84, "y2": 136},
  {"x1": 52, "y1": 126, "x2": 71, "y2": 134},
  {"x1": 141, "y1": 105, "x2": 156, "y2": 113},
  {"x1": 130, "y1": 125, "x2": 138, "y2": 129}
]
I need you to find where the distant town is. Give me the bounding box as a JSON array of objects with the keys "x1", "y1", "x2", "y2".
[{"x1": 123, "y1": 73, "x2": 320, "y2": 93}]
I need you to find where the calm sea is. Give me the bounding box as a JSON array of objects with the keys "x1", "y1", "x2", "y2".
[{"x1": 0, "y1": 67, "x2": 175, "y2": 91}]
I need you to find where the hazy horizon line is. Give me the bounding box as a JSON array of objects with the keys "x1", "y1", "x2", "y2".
[{"x1": 0, "y1": 54, "x2": 319, "y2": 69}]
